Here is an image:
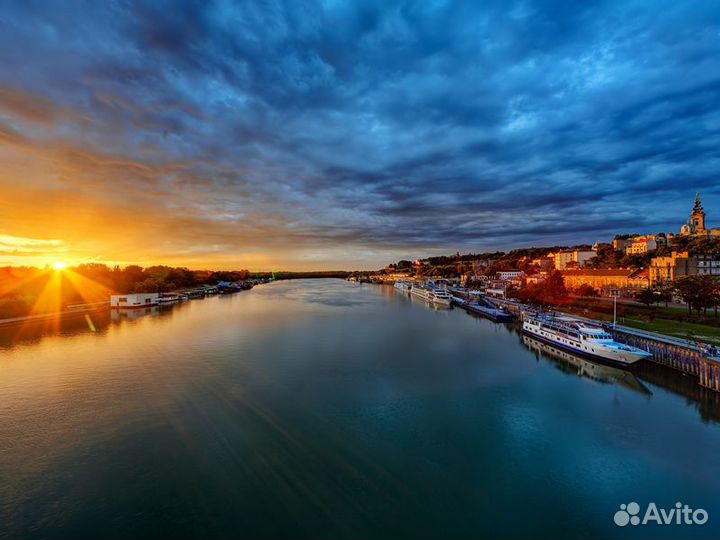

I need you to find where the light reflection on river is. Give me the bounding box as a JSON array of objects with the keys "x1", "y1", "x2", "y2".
[{"x1": 0, "y1": 279, "x2": 718, "y2": 539}]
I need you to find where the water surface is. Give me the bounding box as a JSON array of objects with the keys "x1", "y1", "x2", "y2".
[{"x1": 1, "y1": 279, "x2": 719, "y2": 539}]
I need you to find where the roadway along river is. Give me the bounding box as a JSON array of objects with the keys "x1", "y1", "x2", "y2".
[{"x1": 1, "y1": 279, "x2": 719, "y2": 539}]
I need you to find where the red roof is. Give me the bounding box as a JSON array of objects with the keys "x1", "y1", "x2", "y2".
[{"x1": 629, "y1": 268, "x2": 649, "y2": 279}]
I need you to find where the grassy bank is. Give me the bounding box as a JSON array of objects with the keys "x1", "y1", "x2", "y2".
[{"x1": 562, "y1": 297, "x2": 720, "y2": 345}]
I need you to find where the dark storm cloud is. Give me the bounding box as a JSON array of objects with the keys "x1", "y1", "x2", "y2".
[{"x1": 1, "y1": 0, "x2": 720, "y2": 266}]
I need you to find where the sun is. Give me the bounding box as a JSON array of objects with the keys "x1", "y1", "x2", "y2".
[{"x1": 51, "y1": 261, "x2": 67, "y2": 271}]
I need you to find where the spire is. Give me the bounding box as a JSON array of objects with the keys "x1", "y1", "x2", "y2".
[
  {"x1": 690, "y1": 192, "x2": 706, "y2": 233},
  {"x1": 694, "y1": 193, "x2": 704, "y2": 213}
]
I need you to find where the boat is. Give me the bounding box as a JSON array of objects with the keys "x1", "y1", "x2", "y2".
[
  {"x1": 521, "y1": 314, "x2": 652, "y2": 367},
  {"x1": 411, "y1": 285, "x2": 452, "y2": 305},
  {"x1": 522, "y1": 335, "x2": 652, "y2": 394},
  {"x1": 393, "y1": 280, "x2": 412, "y2": 293},
  {"x1": 461, "y1": 299, "x2": 513, "y2": 322},
  {"x1": 157, "y1": 293, "x2": 181, "y2": 304}
]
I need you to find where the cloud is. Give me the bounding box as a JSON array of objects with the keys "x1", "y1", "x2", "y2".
[{"x1": 0, "y1": 0, "x2": 719, "y2": 269}]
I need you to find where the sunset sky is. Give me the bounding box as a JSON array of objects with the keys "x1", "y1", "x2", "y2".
[{"x1": 1, "y1": 1, "x2": 720, "y2": 270}]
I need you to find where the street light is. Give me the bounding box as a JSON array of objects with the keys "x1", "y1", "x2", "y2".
[{"x1": 612, "y1": 292, "x2": 618, "y2": 328}]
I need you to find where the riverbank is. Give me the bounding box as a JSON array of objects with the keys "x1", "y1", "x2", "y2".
[
  {"x1": 0, "y1": 279, "x2": 277, "y2": 328},
  {"x1": 0, "y1": 302, "x2": 109, "y2": 328},
  {"x1": 561, "y1": 297, "x2": 720, "y2": 345}
]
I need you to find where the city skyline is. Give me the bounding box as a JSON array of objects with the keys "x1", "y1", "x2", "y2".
[{"x1": 2, "y1": 1, "x2": 720, "y2": 270}]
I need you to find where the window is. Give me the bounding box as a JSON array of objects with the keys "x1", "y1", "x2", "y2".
[{"x1": 118, "y1": 297, "x2": 127, "y2": 303}]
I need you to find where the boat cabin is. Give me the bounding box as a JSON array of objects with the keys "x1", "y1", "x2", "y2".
[{"x1": 110, "y1": 293, "x2": 159, "y2": 308}]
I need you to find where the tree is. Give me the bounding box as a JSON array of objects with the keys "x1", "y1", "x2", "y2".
[
  {"x1": 511, "y1": 270, "x2": 567, "y2": 308},
  {"x1": 543, "y1": 269, "x2": 568, "y2": 305},
  {"x1": 635, "y1": 288, "x2": 658, "y2": 307},
  {"x1": 656, "y1": 283, "x2": 674, "y2": 307},
  {"x1": 585, "y1": 245, "x2": 623, "y2": 269},
  {"x1": 620, "y1": 252, "x2": 652, "y2": 269},
  {"x1": 674, "y1": 275, "x2": 718, "y2": 315},
  {"x1": 575, "y1": 284, "x2": 598, "y2": 297}
]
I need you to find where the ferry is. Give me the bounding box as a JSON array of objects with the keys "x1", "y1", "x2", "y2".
[
  {"x1": 522, "y1": 314, "x2": 652, "y2": 367},
  {"x1": 393, "y1": 280, "x2": 412, "y2": 293},
  {"x1": 411, "y1": 285, "x2": 452, "y2": 305}
]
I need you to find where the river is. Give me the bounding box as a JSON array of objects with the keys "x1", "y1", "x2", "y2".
[{"x1": 0, "y1": 279, "x2": 718, "y2": 539}]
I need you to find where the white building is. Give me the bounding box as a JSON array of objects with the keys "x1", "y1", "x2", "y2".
[
  {"x1": 551, "y1": 249, "x2": 596, "y2": 270},
  {"x1": 496, "y1": 270, "x2": 524, "y2": 280},
  {"x1": 110, "y1": 293, "x2": 159, "y2": 308},
  {"x1": 625, "y1": 236, "x2": 658, "y2": 254},
  {"x1": 485, "y1": 288, "x2": 507, "y2": 298}
]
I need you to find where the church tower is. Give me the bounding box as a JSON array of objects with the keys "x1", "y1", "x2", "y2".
[{"x1": 691, "y1": 193, "x2": 706, "y2": 233}]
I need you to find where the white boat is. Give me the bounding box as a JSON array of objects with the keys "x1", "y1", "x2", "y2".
[
  {"x1": 522, "y1": 335, "x2": 651, "y2": 394},
  {"x1": 411, "y1": 285, "x2": 452, "y2": 305},
  {"x1": 394, "y1": 281, "x2": 412, "y2": 293},
  {"x1": 522, "y1": 314, "x2": 652, "y2": 367}
]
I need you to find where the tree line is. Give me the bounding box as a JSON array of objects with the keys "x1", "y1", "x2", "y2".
[{"x1": 0, "y1": 264, "x2": 252, "y2": 319}]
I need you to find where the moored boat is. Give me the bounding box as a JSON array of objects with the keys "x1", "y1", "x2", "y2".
[
  {"x1": 411, "y1": 285, "x2": 451, "y2": 305},
  {"x1": 522, "y1": 335, "x2": 652, "y2": 394},
  {"x1": 393, "y1": 280, "x2": 412, "y2": 293},
  {"x1": 462, "y1": 300, "x2": 513, "y2": 322},
  {"x1": 522, "y1": 314, "x2": 651, "y2": 367}
]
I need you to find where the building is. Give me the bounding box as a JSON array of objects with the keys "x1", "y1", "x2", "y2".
[
  {"x1": 560, "y1": 269, "x2": 648, "y2": 295},
  {"x1": 530, "y1": 256, "x2": 554, "y2": 271},
  {"x1": 679, "y1": 194, "x2": 720, "y2": 236},
  {"x1": 648, "y1": 251, "x2": 697, "y2": 285},
  {"x1": 110, "y1": 293, "x2": 159, "y2": 308},
  {"x1": 496, "y1": 270, "x2": 524, "y2": 280},
  {"x1": 625, "y1": 235, "x2": 658, "y2": 254},
  {"x1": 697, "y1": 254, "x2": 720, "y2": 277},
  {"x1": 628, "y1": 268, "x2": 650, "y2": 289},
  {"x1": 613, "y1": 237, "x2": 631, "y2": 251},
  {"x1": 485, "y1": 280, "x2": 510, "y2": 298},
  {"x1": 525, "y1": 272, "x2": 546, "y2": 285},
  {"x1": 470, "y1": 259, "x2": 493, "y2": 278},
  {"x1": 551, "y1": 249, "x2": 596, "y2": 270}
]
